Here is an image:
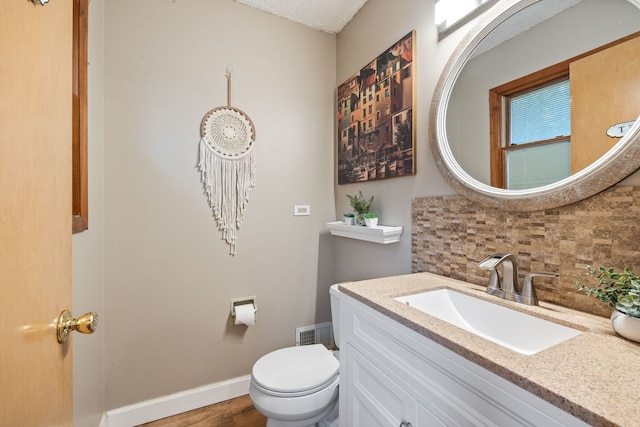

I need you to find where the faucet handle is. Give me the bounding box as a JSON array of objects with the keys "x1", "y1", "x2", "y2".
[{"x1": 521, "y1": 272, "x2": 558, "y2": 306}]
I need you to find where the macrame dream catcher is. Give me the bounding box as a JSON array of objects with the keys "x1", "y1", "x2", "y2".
[{"x1": 198, "y1": 66, "x2": 256, "y2": 255}]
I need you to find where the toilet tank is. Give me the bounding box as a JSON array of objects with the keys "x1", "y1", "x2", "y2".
[{"x1": 329, "y1": 284, "x2": 342, "y2": 348}]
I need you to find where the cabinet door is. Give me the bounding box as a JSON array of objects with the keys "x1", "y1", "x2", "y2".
[
  {"x1": 343, "y1": 298, "x2": 480, "y2": 426},
  {"x1": 344, "y1": 344, "x2": 417, "y2": 427}
]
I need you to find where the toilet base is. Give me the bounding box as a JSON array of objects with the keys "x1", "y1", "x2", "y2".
[
  {"x1": 262, "y1": 397, "x2": 338, "y2": 427},
  {"x1": 317, "y1": 401, "x2": 339, "y2": 427}
]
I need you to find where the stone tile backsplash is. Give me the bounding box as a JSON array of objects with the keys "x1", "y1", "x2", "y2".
[{"x1": 412, "y1": 186, "x2": 640, "y2": 317}]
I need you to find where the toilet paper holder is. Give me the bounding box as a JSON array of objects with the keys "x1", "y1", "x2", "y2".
[{"x1": 230, "y1": 296, "x2": 257, "y2": 322}]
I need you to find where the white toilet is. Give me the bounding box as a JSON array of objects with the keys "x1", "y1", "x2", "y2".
[{"x1": 249, "y1": 284, "x2": 342, "y2": 427}]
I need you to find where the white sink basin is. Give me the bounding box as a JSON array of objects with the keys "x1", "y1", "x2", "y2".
[{"x1": 394, "y1": 289, "x2": 581, "y2": 355}]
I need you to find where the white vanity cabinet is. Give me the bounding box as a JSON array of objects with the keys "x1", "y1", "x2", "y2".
[{"x1": 339, "y1": 294, "x2": 589, "y2": 427}]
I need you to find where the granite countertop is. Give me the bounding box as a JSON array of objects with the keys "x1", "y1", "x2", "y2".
[{"x1": 339, "y1": 272, "x2": 640, "y2": 427}]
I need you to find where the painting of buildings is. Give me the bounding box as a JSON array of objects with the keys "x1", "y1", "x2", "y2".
[{"x1": 337, "y1": 31, "x2": 415, "y2": 184}]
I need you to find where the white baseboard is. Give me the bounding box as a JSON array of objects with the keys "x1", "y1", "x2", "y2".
[
  {"x1": 105, "y1": 375, "x2": 251, "y2": 427},
  {"x1": 98, "y1": 413, "x2": 108, "y2": 427}
]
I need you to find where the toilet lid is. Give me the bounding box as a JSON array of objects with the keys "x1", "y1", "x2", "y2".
[{"x1": 252, "y1": 344, "x2": 339, "y2": 394}]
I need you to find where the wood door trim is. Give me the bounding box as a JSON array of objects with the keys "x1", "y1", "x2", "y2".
[
  {"x1": 72, "y1": 0, "x2": 88, "y2": 233},
  {"x1": 488, "y1": 90, "x2": 504, "y2": 187}
]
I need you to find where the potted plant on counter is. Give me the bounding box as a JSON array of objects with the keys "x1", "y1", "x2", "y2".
[
  {"x1": 363, "y1": 213, "x2": 378, "y2": 227},
  {"x1": 578, "y1": 265, "x2": 640, "y2": 342},
  {"x1": 347, "y1": 191, "x2": 374, "y2": 226}
]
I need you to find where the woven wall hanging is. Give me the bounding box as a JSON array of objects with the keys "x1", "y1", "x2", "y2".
[{"x1": 198, "y1": 67, "x2": 256, "y2": 255}]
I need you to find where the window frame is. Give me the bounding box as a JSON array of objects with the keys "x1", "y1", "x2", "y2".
[
  {"x1": 436, "y1": 0, "x2": 499, "y2": 39},
  {"x1": 489, "y1": 66, "x2": 570, "y2": 188}
]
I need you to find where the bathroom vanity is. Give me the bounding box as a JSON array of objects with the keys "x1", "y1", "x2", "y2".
[{"x1": 338, "y1": 273, "x2": 640, "y2": 427}]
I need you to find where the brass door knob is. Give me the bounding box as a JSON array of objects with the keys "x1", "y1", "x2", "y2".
[{"x1": 56, "y1": 310, "x2": 98, "y2": 343}]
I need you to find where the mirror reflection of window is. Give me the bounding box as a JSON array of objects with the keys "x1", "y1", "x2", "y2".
[
  {"x1": 505, "y1": 79, "x2": 571, "y2": 190},
  {"x1": 489, "y1": 66, "x2": 573, "y2": 189},
  {"x1": 489, "y1": 32, "x2": 640, "y2": 189}
]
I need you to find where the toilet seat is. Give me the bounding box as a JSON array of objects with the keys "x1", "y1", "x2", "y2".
[{"x1": 252, "y1": 344, "x2": 339, "y2": 397}]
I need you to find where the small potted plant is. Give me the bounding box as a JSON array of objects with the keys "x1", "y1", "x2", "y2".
[
  {"x1": 363, "y1": 213, "x2": 378, "y2": 227},
  {"x1": 578, "y1": 265, "x2": 640, "y2": 342},
  {"x1": 342, "y1": 213, "x2": 355, "y2": 226},
  {"x1": 347, "y1": 191, "x2": 374, "y2": 226}
]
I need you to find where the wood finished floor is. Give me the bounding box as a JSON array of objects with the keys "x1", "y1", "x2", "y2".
[{"x1": 138, "y1": 394, "x2": 266, "y2": 427}]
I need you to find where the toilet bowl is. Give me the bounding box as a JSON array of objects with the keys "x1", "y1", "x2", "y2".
[{"x1": 249, "y1": 284, "x2": 342, "y2": 427}]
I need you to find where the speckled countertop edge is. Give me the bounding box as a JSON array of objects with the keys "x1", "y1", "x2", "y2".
[{"x1": 339, "y1": 272, "x2": 640, "y2": 427}]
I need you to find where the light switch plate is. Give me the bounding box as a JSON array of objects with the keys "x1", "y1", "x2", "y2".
[{"x1": 294, "y1": 205, "x2": 311, "y2": 216}]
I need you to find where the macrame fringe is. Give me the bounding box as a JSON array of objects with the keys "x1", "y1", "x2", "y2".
[{"x1": 198, "y1": 137, "x2": 256, "y2": 255}]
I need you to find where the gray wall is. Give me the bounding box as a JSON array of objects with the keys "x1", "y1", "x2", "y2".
[
  {"x1": 72, "y1": 0, "x2": 105, "y2": 425},
  {"x1": 334, "y1": 0, "x2": 466, "y2": 283},
  {"x1": 103, "y1": 0, "x2": 336, "y2": 410}
]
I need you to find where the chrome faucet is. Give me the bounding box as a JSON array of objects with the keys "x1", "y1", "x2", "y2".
[
  {"x1": 478, "y1": 253, "x2": 519, "y2": 300},
  {"x1": 477, "y1": 253, "x2": 558, "y2": 306}
]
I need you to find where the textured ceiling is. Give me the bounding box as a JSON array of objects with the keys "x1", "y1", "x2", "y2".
[
  {"x1": 233, "y1": 0, "x2": 369, "y2": 33},
  {"x1": 233, "y1": 0, "x2": 584, "y2": 43}
]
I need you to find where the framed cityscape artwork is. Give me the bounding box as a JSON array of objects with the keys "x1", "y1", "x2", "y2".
[{"x1": 337, "y1": 31, "x2": 415, "y2": 184}]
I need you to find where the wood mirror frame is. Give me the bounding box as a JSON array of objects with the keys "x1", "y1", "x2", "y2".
[
  {"x1": 429, "y1": 0, "x2": 640, "y2": 211},
  {"x1": 72, "y1": 0, "x2": 88, "y2": 233}
]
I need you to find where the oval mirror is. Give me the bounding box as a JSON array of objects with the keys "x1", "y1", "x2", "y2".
[{"x1": 430, "y1": 0, "x2": 640, "y2": 211}]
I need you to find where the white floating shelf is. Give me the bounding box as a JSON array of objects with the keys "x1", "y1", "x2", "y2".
[{"x1": 326, "y1": 221, "x2": 403, "y2": 244}]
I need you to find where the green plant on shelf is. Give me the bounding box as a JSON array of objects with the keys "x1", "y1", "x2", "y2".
[
  {"x1": 343, "y1": 212, "x2": 355, "y2": 225},
  {"x1": 346, "y1": 191, "x2": 374, "y2": 225}
]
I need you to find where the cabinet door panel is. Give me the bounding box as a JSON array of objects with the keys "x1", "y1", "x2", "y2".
[
  {"x1": 346, "y1": 344, "x2": 417, "y2": 426},
  {"x1": 346, "y1": 302, "x2": 488, "y2": 426},
  {"x1": 416, "y1": 402, "x2": 458, "y2": 427}
]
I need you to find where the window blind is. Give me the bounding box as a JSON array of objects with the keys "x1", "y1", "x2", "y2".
[
  {"x1": 506, "y1": 140, "x2": 571, "y2": 190},
  {"x1": 509, "y1": 79, "x2": 571, "y2": 146}
]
